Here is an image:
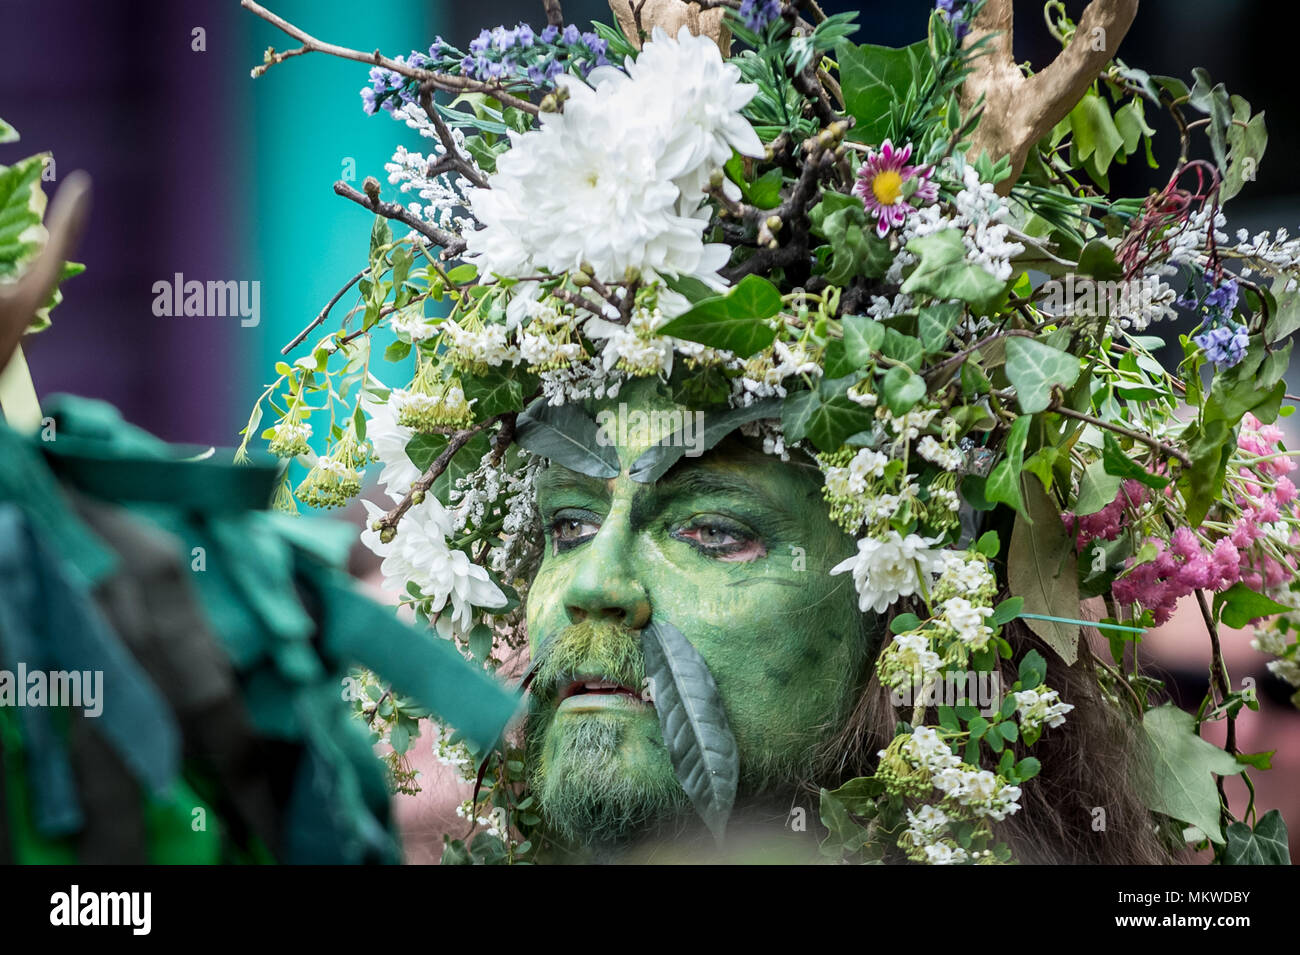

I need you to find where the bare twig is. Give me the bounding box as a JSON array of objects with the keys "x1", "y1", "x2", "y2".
[
  {"x1": 418, "y1": 86, "x2": 489, "y2": 191},
  {"x1": 333, "y1": 181, "x2": 467, "y2": 256},
  {"x1": 242, "y1": 0, "x2": 539, "y2": 115},
  {"x1": 543, "y1": 0, "x2": 565, "y2": 27},
  {"x1": 377, "y1": 417, "x2": 500, "y2": 533},
  {"x1": 281, "y1": 266, "x2": 370, "y2": 355},
  {"x1": 1050, "y1": 402, "x2": 1191, "y2": 467}
]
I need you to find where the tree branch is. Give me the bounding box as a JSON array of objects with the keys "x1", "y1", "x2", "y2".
[
  {"x1": 377, "y1": 418, "x2": 498, "y2": 532},
  {"x1": 543, "y1": 0, "x2": 565, "y2": 27},
  {"x1": 242, "y1": 0, "x2": 539, "y2": 115},
  {"x1": 961, "y1": 0, "x2": 1140, "y2": 194},
  {"x1": 419, "y1": 86, "x2": 489, "y2": 191},
  {"x1": 333, "y1": 181, "x2": 467, "y2": 256}
]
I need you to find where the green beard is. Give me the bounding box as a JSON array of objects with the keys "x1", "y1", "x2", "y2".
[{"x1": 525, "y1": 619, "x2": 691, "y2": 846}]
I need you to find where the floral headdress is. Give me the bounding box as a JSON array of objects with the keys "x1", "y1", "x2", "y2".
[{"x1": 239, "y1": 0, "x2": 1297, "y2": 864}]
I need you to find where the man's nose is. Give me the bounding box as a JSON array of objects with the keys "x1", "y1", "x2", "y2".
[{"x1": 561, "y1": 498, "x2": 651, "y2": 630}]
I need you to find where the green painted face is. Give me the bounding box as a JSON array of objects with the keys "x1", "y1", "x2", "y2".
[{"x1": 524, "y1": 382, "x2": 876, "y2": 846}]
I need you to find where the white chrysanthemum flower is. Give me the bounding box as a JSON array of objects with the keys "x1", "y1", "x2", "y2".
[
  {"x1": 465, "y1": 27, "x2": 761, "y2": 288},
  {"x1": 361, "y1": 396, "x2": 420, "y2": 501},
  {"x1": 831, "y1": 531, "x2": 947, "y2": 613},
  {"x1": 360, "y1": 497, "x2": 507, "y2": 634},
  {"x1": 592, "y1": 26, "x2": 764, "y2": 208}
]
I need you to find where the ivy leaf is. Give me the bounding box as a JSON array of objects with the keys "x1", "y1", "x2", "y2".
[
  {"x1": 461, "y1": 367, "x2": 525, "y2": 418},
  {"x1": 1223, "y1": 809, "x2": 1291, "y2": 865},
  {"x1": 1008, "y1": 474, "x2": 1081, "y2": 664},
  {"x1": 1213, "y1": 582, "x2": 1291, "y2": 629},
  {"x1": 641, "y1": 620, "x2": 740, "y2": 842},
  {"x1": 1221, "y1": 102, "x2": 1267, "y2": 203},
  {"x1": 809, "y1": 191, "x2": 893, "y2": 284},
  {"x1": 513, "y1": 399, "x2": 620, "y2": 479},
  {"x1": 1068, "y1": 92, "x2": 1126, "y2": 177},
  {"x1": 781, "y1": 384, "x2": 875, "y2": 451},
  {"x1": 1004, "y1": 336, "x2": 1081, "y2": 414},
  {"x1": 878, "y1": 364, "x2": 926, "y2": 417},
  {"x1": 842, "y1": 314, "x2": 886, "y2": 366},
  {"x1": 1141, "y1": 704, "x2": 1245, "y2": 844},
  {"x1": 0, "y1": 117, "x2": 17, "y2": 144},
  {"x1": 985, "y1": 416, "x2": 1031, "y2": 515},
  {"x1": 917, "y1": 302, "x2": 963, "y2": 355},
  {"x1": 628, "y1": 398, "x2": 782, "y2": 483},
  {"x1": 902, "y1": 229, "x2": 1008, "y2": 314},
  {"x1": 836, "y1": 39, "x2": 931, "y2": 145},
  {"x1": 657, "y1": 274, "x2": 782, "y2": 357}
]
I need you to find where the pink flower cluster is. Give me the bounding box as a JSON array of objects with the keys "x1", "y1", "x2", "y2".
[
  {"x1": 1064, "y1": 415, "x2": 1299, "y2": 626},
  {"x1": 1061, "y1": 480, "x2": 1147, "y2": 551},
  {"x1": 1111, "y1": 529, "x2": 1242, "y2": 625}
]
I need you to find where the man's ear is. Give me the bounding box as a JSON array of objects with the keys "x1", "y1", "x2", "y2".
[{"x1": 0, "y1": 170, "x2": 92, "y2": 369}]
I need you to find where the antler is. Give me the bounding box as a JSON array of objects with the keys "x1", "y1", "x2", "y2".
[
  {"x1": 0, "y1": 171, "x2": 92, "y2": 370},
  {"x1": 609, "y1": 0, "x2": 730, "y2": 52},
  {"x1": 961, "y1": 0, "x2": 1140, "y2": 194}
]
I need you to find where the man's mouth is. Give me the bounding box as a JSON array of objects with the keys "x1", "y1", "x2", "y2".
[{"x1": 556, "y1": 675, "x2": 648, "y2": 712}]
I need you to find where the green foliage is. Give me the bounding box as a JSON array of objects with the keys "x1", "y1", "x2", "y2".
[
  {"x1": 641, "y1": 620, "x2": 739, "y2": 841},
  {"x1": 1141, "y1": 704, "x2": 1245, "y2": 844},
  {"x1": 657, "y1": 274, "x2": 783, "y2": 356},
  {"x1": 902, "y1": 230, "x2": 1008, "y2": 314}
]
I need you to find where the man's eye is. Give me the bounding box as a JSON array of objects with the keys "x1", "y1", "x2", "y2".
[
  {"x1": 551, "y1": 517, "x2": 600, "y2": 551},
  {"x1": 675, "y1": 520, "x2": 765, "y2": 562}
]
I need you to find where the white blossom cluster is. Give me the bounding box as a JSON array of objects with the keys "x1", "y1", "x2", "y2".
[
  {"x1": 442, "y1": 318, "x2": 520, "y2": 369},
  {"x1": 893, "y1": 158, "x2": 1026, "y2": 284},
  {"x1": 1014, "y1": 686, "x2": 1075, "y2": 732},
  {"x1": 890, "y1": 726, "x2": 1023, "y2": 823},
  {"x1": 940, "y1": 596, "x2": 994, "y2": 650},
  {"x1": 384, "y1": 107, "x2": 480, "y2": 236}
]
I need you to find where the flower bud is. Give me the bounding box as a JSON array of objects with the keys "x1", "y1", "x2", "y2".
[
  {"x1": 363, "y1": 176, "x2": 381, "y2": 201},
  {"x1": 379, "y1": 526, "x2": 397, "y2": 544}
]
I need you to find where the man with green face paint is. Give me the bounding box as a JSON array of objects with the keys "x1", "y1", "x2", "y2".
[{"x1": 523, "y1": 379, "x2": 879, "y2": 857}]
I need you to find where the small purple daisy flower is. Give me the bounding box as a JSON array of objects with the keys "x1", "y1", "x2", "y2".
[{"x1": 850, "y1": 140, "x2": 939, "y2": 238}]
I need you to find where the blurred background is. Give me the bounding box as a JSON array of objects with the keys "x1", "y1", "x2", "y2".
[{"x1": 3, "y1": 0, "x2": 1297, "y2": 863}]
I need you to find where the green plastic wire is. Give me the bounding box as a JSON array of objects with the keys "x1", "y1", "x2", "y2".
[{"x1": 1019, "y1": 612, "x2": 1146, "y2": 635}]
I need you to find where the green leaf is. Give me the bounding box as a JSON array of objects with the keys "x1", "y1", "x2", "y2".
[
  {"x1": 461, "y1": 367, "x2": 525, "y2": 417},
  {"x1": 0, "y1": 118, "x2": 17, "y2": 144},
  {"x1": 809, "y1": 191, "x2": 893, "y2": 284},
  {"x1": 1221, "y1": 104, "x2": 1267, "y2": 203},
  {"x1": 1074, "y1": 458, "x2": 1122, "y2": 516},
  {"x1": 1008, "y1": 475, "x2": 1081, "y2": 663},
  {"x1": 657, "y1": 274, "x2": 782, "y2": 357},
  {"x1": 985, "y1": 416, "x2": 1031, "y2": 515},
  {"x1": 628, "y1": 398, "x2": 783, "y2": 483},
  {"x1": 842, "y1": 314, "x2": 886, "y2": 366},
  {"x1": 1068, "y1": 92, "x2": 1126, "y2": 176},
  {"x1": 990, "y1": 596, "x2": 1024, "y2": 627},
  {"x1": 468, "y1": 623, "x2": 494, "y2": 661},
  {"x1": 1004, "y1": 336, "x2": 1081, "y2": 414},
  {"x1": 878, "y1": 364, "x2": 926, "y2": 417},
  {"x1": 642, "y1": 620, "x2": 740, "y2": 841},
  {"x1": 902, "y1": 229, "x2": 1008, "y2": 314},
  {"x1": 745, "y1": 168, "x2": 785, "y2": 209},
  {"x1": 781, "y1": 385, "x2": 875, "y2": 451},
  {"x1": 514, "y1": 399, "x2": 621, "y2": 479},
  {"x1": 1101, "y1": 432, "x2": 1170, "y2": 489},
  {"x1": 404, "y1": 432, "x2": 493, "y2": 503},
  {"x1": 917, "y1": 302, "x2": 963, "y2": 355},
  {"x1": 836, "y1": 39, "x2": 932, "y2": 145},
  {"x1": 890, "y1": 612, "x2": 922, "y2": 634},
  {"x1": 1141, "y1": 704, "x2": 1245, "y2": 845},
  {"x1": 1214, "y1": 582, "x2": 1291, "y2": 629},
  {"x1": 1223, "y1": 809, "x2": 1291, "y2": 865}
]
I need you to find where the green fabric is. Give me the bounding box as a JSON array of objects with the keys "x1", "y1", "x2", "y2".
[{"x1": 0, "y1": 394, "x2": 521, "y2": 863}]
